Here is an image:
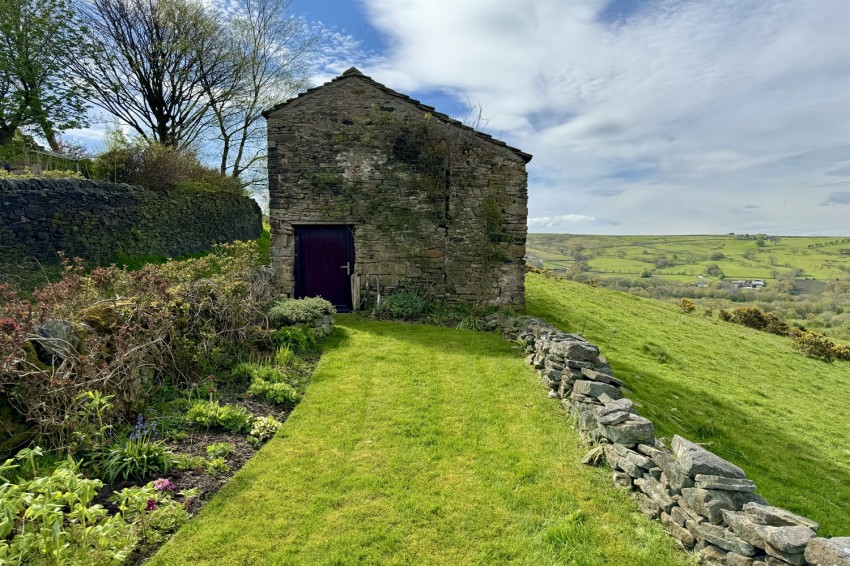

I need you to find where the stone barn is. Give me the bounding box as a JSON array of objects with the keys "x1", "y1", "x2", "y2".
[{"x1": 263, "y1": 67, "x2": 531, "y2": 312}]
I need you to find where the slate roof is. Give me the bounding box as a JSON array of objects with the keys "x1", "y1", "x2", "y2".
[{"x1": 262, "y1": 67, "x2": 532, "y2": 164}]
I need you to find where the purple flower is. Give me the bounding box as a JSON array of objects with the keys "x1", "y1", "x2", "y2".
[
  {"x1": 145, "y1": 499, "x2": 158, "y2": 511},
  {"x1": 153, "y1": 478, "x2": 176, "y2": 491}
]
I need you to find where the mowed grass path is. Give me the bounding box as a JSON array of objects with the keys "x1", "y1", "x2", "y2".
[
  {"x1": 152, "y1": 317, "x2": 690, "y2": 565},
  {"x1": 526, "y1": 273, "x2": 850, "y2": 536}
]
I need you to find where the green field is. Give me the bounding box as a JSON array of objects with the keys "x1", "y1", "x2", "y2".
[
  {"x1": 526, "y1": 272, "x2": 850, "y2": 536},
  {"x1": 527, "y1": 234, "x2": 850, "y2": 282},
  {"x1": 152, "y1": 317, "x2": 690, "y2": 565}
]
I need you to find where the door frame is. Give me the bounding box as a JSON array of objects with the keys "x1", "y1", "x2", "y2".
[{"x1": 293, "y1": 224, "x2": 355, "y2": 312}]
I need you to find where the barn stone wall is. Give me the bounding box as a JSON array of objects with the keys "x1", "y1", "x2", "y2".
[
  {"x1": 266, "y1": 73, "x2": 529, "y2": 308},
  {"x1": 0, "y1": 179, "x2": 262, "y2": 264}
]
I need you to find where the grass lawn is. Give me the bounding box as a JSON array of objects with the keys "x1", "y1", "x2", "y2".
[
  {"x1": 526, "y1": 272, "x2": 850, "y2": 536},
  {"x1": 151, "y1": 316, "x2": 690, "y2": 565}
]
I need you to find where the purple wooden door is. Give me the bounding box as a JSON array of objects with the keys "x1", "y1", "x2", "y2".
[{"x1": 294, "y1": 226, "x2": 354, "y2": 312}]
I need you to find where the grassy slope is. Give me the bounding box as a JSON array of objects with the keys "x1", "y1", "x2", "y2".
[
  {"x1": 527, "y1": 234, "x2": 850, "y2": 282},
  {"x1": 526, "y1": 272, "x2": 850, "y2": 536},
  {"x1": 152, "y1": 317, "x2": 690, "y2": 565}
]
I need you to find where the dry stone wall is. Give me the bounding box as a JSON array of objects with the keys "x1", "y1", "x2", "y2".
[
  {"x1": 484, "y1": 313, "x2": 849, "y2": 566},
  {"x1": 266, "y1": 70, "x2": 529, "y2": 307},
  {"x1": 0, "y1": 179, "x2": 261, "y2": 264}
]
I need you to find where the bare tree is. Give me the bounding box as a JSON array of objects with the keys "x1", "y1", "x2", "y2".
[
  {"x1": 73, "y1": 0, "x2": 235, "y2": 148},
  {"x1": 202, "y1": 0, "x2": 315, "y2": 186}
]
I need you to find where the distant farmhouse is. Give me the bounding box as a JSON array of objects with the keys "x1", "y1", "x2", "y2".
[
  {"x1": 732, "y1": 280, "x2": 766, "y2": 289},
  {"x1": 263, "y1": 68, "x2": 531, "y2": 312}
]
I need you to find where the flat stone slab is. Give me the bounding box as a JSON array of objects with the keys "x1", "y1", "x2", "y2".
[
  {"x1": 597, "y1": 410, "x2": 630, "y2": 426},
  {"x1": 671, "y1": 435, "x2": 746, "y2": 479},
  {"x1": 754, "y1": 525, "x2": 816, "y2": 554},
  {"x1": 695, "y1": 474, "x2": 757, "y2": 492},
  {"x1": 600, "y1": 415, "x2": 654, "y2": 446},
  {"x1": 579, "y1": 367, "x2": 625, "y2": 387},
  {"x1": 572, "y1": 379, "x2": 622, "y2": 400},
  {"x1": 551, "y1": 340, "x2": 600, "y2": 362},
  {"x1": 697, "y1": 522, "x2": 758, "y2": 556},
  {"x1": 805, "y1": 537, "x2": 850, "y2": 566},
  {"x1": 742, "y1": 502, "x2": 820, "y2": 531},
  {"x1": 634, "y1": 476, "x2": 675, "y2": 514}
]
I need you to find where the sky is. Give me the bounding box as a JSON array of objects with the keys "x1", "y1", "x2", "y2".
[{"x1": 71, "y1": 0, "x2": 850, "y2": 235}]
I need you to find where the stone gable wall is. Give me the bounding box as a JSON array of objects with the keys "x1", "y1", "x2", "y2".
[
  {"x1": 0, "y1": 179, "x2": 262, "y2": 264},
  {"x1": 266, "y1": 76, "x2": 528, "y2": 307}
]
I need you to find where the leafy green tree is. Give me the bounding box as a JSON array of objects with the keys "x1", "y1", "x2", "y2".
[{"x1": 0, "y1": 0, "x2": 89, "y2": 149}]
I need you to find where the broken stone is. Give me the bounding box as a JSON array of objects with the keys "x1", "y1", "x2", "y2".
[
  {"x1": 671, "y1": 435, "x2": 746, "y2": 479},
  {"x1": 682, "y1": 488, "x2": 735, "y2": 524},
  {"x1": 600, "y1": 415, "x2": 654, "y2": 446},
  {"x1": 697, "y1": 522, "x2": 758, "y2": 556},
  {"x1": 695, "y1": 474, "x2": 757, "y2": 492},
  {"x1": 660, "y1": 459, "x2": 695, "y2": 493},
  {"x1": 612, "y1": 470, "x2": 633, "y2": 489},
  {"x1": 581, "y1": 446, "x2": 605, "y2": 466},
  {"x1": 804, "y1": 537, "x2": 850, "y2": 566},
  {"x1": 671, "y1": 506, "x2": 689, "y2": 527},
  {"x1": 722, "y1": 510, "x2": 766, "y2": 548},
  {"x1": 646, "y1": 466, "x2": 662, "y2": 480},
  {"x1": 638, "y1": 494, "x2": 662, "y2": 519},
  {"x1": 614, "y1": 444, "x2": 653, "y2": 468},
  {"x1": 742, "y1": 503, "x2": 820, "y2": 531},
  {"x1": 661, "y1": 512, "x2": 696, "y2": 548},
  {"x1": 699, "y1": 544, "x2": 728, "y2": 566},
  {"x1": 579, "y1": 367, "x2": 625, "y2": 387},
  {"x1": 635, "y1": 476, "x2": 676, "y2": 514},
  {"x1": 572, "y1": 379, "x2": 622, "y2": 400}
]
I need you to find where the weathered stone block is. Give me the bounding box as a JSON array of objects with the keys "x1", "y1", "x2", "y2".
[
  {"x1": 572, "y1": 379, "x2": 622, "y2": 400},
  {"x1": 742, "y1": 503, "x2": 820, "y2": 531},
  {"x1": 672, "y1": 435, "x2": 746, "y2": 479},
  {"x1": 805, "y1": 537, "x2": 850, "y2": 566},
  {"x1": 696, "y1": 522, "x2": 758, "y2": 556},
  {"x1": 695, "y1": 474, "x2": 757, "y2": 492},
  {"x1": 579, "y1": 367, "x2": 625, "y2": 387},
  {"x1": 600, "y1": 415, "x2": 654, "y2": 446}
]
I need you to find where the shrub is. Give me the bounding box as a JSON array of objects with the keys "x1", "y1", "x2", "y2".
[
  {"x1": 793, "y1": 332, "x2": 836, "y2": 362},
  {"x1": 708, "y1": 252, "x2": 725, "y2": 261},
  {"x1": 267, "y1": 297, "x2": 335, "y2": 326},
  {"x1": 0, "y1": 454, "x2": 137, "y2": 563},
  {"x1": 249, "y1": 415, "x2": 283, "y2": 446},
  {"x1": 0, "y1": 167, "x2": 84, "y2": 180},
  {"x1": 204, "y1": 457, "x2": 229, "y2": 476},
  {"x1": 248, "y1": 378, "x2": 301, "y2": 408},
  {"x1": 0, "y1": 241, "x2": 269, "y2": 446},
  {"x1": 373, "y1": 289, "x2": 434, "y2": 320},
  {"x1": 91, "y1": 134, "x2": 243, "y2": 195},
  {"x1": 679, "y1": 298, "x2": 696, "y2": 313},
  {"x1": 97, "y1": 436, "x2": 177, "y2": 483},
  {"x1": 186, "y1": 401, "x2": 254, "y2": 434},
  {"x1": 205, "y1": 442, "x2": 234, "y2": 459},
  {"x1": 272, "y1": 325, "x2": 317, "y2": 353}
]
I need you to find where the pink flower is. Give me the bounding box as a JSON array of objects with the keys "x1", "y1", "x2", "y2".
[
  {"x1": 145, "y1": 499, "x2": 158, "y2": 511},
  {"x1": 153, "y1": 478, "x2": 176, "y2": 491}
]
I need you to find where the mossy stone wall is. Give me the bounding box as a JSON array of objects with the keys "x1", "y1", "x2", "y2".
[
  {"x1": 266, "y1": 70, "x2": 529, "y2": 308},
  {"x1": 0, "y1": 179, "x2": 262, "y2": 263}
]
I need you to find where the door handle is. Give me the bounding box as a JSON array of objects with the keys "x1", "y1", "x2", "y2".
[{"x1": 340, "y1": 262, "x2": 351, "y2": 275}]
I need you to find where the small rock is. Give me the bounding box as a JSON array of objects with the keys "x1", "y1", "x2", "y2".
[
  {"x1": 722, "y1": 510, "x2": 766, "y2": 548},
  {"x1": 647, "y1": 466, "x2": 662, "y2": 480},
  {"x1": 598, "y1": 410, "x2": 630, "y2": 426},
  {"x1": 672, "y1": 435, "x2": 746, "y2": 479},
  {"x1": 699, "y1": 544, "x2": 728, "y2": 565},
  {"x1": 671, "y1": 506, "x2": 689, "y2": 527},
  {"x1": 661, "y1": 512, "x2": 697, "y2": 548},
  {"x1": 581, "y1": 446, "x2": 605, "y2": 466},
  {"x1": 804, "y1": 537, "x2": 850, "y2": 566},
  {"x1": 612, "y1": 470, "x2": 633, "y2": 489},
  {"x1": 725, "y1": 552, "x2": 755, "y2": 566}
]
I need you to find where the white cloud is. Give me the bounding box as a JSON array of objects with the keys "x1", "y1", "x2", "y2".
[
  {"x1": 357, "y1": 0, "x2": 850, "y2": 235},
  {"x1": 528, "y1": 214, "x2": 596, "y2": 228}
]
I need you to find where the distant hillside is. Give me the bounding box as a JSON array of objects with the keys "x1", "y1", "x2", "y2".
[
  {"x1": 526, "y1": 271, "x2": 850, "y2": 536},
  {"x1": 527, "y1": 234, "x2": 850, "y2": 282},
  {"x1": 527, "y1": 234, "x2": 850, "y2": 341}
]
